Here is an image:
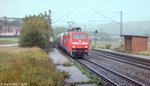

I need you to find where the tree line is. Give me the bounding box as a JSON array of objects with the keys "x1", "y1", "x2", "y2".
[{"x1": 0, "y1": 17, "x2": 23, "y2": 27}]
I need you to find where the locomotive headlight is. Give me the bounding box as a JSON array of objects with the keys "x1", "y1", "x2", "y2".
[
  {"x1": 72, "y1": 46, "x2": 76, "y2": 48},
  {"x1": 82, "y1": 42, "x2": 88, "y2": 45},
  {"x1": 72, "y1": 42, "x2": 79, "y2": 44},
  {"x1": 85, "y1": 46, "x2": 88, "y2": 48}
]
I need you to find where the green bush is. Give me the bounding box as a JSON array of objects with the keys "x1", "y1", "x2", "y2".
[
  {"x1": 19, "y1": 28, "x2": 46, "y2": 48},
  {"x1": 114, "y1": 44, "x2": 124, "y2": 51},
  {"x1": 105, "y1": 44, "x2": 111, "y2": 49},
  {"x1": 19, "y1": 14, "x2": 53, "y2": 49}
]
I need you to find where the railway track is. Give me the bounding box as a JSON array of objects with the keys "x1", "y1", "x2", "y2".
[
  {"x1": 57, "y1": 47, "x2": 117, "y2": 86},
  {"x1": 57, "y1": 47, "x2": 147, "y2": 86},
  {"x1": 76, "y1": 58, "x2": 144, "y2": 86},
  {"x1": 91, "y1": 49, "x2": 150, "y2": 70}
]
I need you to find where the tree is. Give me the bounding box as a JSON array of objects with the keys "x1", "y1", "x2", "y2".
[
  {"x1": 19, "y1": 13, "x2": 53, "y2": 49},
  {"x1": 0, "y1": 24, "x2": 2, "y2": 31}
]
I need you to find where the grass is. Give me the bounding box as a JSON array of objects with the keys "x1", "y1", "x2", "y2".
[
  {"x1": 0, "y1": 37, "x2": 18, "y2": 44},
  {"x1": 90, "y1": 41, "x2": 121, "y2": 49},
  {"x1": 0, "y1": 47, "x2": 67, "y2": 86},
  {"x1": 91, "y1": 41, "x2": 150, "y2": 57},
  {"x1": 132, "y1": 49, "x2": 150, "y2": 56},
  {"x1": 71, "y1": 61, "x2": 103, "y2": 86},
  {"x1": 63, "y1": 62, "x2": 72, "y2": 66},
  {"x1": 0, "y1": 37, "x2": 18, "y2": 41}
]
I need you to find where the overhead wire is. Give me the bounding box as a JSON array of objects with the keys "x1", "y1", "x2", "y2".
[
  {"x1": 68, "y1": 0, "x2": 92, "y2": 23},
  {"x1": 125, "y1": 5, "x2": 150, "y2": 14},
  {"x1": 76, "y1": 0, "x2": 110, "y2": 19},
  {"x1": 102, "y1": 0, "x2": 130, "y2": 11},
  {"x1": 53, "y1": 0, "x2": 150, "y2": 25},
  {"x1": 95, "y1": 11, "x2": 120, "y2": 24},
  {"x1": 52, "y1": 12, "x2": 70, "y2": 23},
  {"x1": 94, "y1": 0, "x2": 150, "y2": 23},
  {"x1": 54, "y1": 0, "x2": 91, "y2": 24},
  {"x1": 53, "y1": 0, "x2": 110, "y2": 24},
  {"x1": 84, "y1": 0, "x2": 133, "y2": 23}
]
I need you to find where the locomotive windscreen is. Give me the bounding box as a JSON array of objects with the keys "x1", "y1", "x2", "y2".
[{"x1": 72, "y1": 34, "x2": 87, "y2": 39}]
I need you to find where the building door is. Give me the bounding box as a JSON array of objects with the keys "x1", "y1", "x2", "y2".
[{"x1": 125, "y1": 37, "x2": 132, "y2": 51}]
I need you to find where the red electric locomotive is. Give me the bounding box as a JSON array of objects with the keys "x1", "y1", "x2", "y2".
[{"x1": 58, "y1": 27, "x2": 90, "y2": 57}]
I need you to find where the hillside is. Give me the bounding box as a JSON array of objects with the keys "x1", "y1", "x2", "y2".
[{"x1": 95, "y1": 20, "x2": 150, "y2": 35}]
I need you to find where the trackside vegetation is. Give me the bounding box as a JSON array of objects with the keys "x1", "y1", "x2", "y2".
[
  {"x1": 0, "y1": 47, "x2": 67, "y2": 86},
  {"x1": 19, "y1": 13, "x2": 53, "y2": 49}
]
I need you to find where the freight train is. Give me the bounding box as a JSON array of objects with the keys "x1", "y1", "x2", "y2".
[{"x1": 58, "y1": 27, "x2": 90, "y2": 57}]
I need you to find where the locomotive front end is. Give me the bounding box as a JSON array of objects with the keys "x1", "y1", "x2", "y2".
[{"x1": 70, "y1": 32, "x2": 90, "y2": 57}]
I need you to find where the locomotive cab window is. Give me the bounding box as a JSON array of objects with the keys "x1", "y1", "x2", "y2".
[{"x1": 72, "y1": 34, "x2": 87, "y2": 39}]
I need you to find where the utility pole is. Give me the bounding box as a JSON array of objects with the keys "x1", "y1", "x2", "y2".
[
  {"x1": 49, "y1": 10, "x2": 52, "y2": 30},
  {"x1": 120, "y1": 11, "x2": 123, "y2": 44},
  {"x1": 84, "y1": 25, "x2": 86, "y2": 31},
  {"x1": 95, "y1": 11, "x2": 123, "y2": 44},
  {"x1": 45, "y1": 10, "x2": 52, "y2": 50},
  {"x1": 94, "y1": 30, "x2": 98, "y2": 48},
  {"x1": 48, "y1": 10, "x2": 53, "y2": 50}
]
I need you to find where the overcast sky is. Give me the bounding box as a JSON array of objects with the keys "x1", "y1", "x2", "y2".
[{"x1": 0, "y1": 0, "x2": 150, "y2": 26}]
